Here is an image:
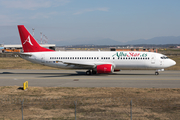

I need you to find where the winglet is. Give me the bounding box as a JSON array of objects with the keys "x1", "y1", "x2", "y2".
[{"x1": 18, "y1": 25, "x2": 54, "y2": 52}]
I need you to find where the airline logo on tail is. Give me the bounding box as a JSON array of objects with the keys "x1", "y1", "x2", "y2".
[{"x1": 23, "y1": 35, "x2": 33, "y2": 46}]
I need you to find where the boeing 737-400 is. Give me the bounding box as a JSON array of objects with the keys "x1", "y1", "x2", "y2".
[{"x1": 17, "y1": 25, "x2": 176, "y2": 75}]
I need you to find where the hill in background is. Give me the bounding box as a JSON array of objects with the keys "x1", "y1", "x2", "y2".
[{"x1": 53, "y1": 36, "x2": 180, "y2": 46}]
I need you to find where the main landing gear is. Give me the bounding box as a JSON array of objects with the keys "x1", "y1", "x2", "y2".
[
  {"x1": 86, "y1": 70, "x2": 97, "y2": 75},
  {"x1": 86, "y1": 70, "x2": 91, "y2": 75}
]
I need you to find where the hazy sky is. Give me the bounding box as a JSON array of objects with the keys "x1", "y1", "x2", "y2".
[{"x1": 0, "y1": 0, "x2": 180, "y2": 44}]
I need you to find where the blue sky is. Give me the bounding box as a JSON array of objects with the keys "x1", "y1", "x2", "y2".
[{"x1": 0, "y1": 0, "x2": 180, "y2": 45}]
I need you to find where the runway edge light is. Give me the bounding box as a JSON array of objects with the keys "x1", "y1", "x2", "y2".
[{"x1": 23, "y1": 81, "x2": 28, "y2": 90}]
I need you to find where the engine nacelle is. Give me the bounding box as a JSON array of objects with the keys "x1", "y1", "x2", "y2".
[{"x1": 96, "y1": 64, "x2": 114, "y2": 74}]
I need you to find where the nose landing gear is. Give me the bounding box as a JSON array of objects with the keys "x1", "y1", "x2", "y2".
[
  {"x1": 155, "y1": 69, "x2": 164, "y2": 75},
  {"x1": 155, "y1": 71, "x2": 159, "y2": 75}
]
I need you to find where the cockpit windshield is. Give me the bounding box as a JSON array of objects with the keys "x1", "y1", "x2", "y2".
[{"x1": 161, "y1": 56, "x2": 169, "y2": 59}]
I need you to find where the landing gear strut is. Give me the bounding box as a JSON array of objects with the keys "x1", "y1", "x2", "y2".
[
  {"x1": 86, "y1": 70, "x2": 97, "y2": 75},
  {"x1": 92, "y1": 70, "x2": 97, "y2": 74},
  {"x1": 155, "y1": 69, "x2": 164, "y2": 75}
]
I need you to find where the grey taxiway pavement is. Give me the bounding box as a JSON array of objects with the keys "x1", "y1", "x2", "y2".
[{"x1": 0, "y1": 69, "x2": 180, "y2": 88}]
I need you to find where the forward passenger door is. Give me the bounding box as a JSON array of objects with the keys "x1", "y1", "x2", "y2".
[{"x1": 151, "y1": 54, "x2": 155, "y2": 64}]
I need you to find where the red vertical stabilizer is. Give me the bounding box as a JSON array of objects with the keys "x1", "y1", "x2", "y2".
[{"x1": 18, "y1": 25, "x2": 54, "y2": 52}]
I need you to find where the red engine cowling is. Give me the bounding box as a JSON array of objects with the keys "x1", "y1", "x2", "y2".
[{"x1": 96, "y1": 64, "x2": 113, "y2": 74}]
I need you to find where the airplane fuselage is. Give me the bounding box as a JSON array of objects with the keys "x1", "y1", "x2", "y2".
[{"x1": 21, "y1": 51, "x2": 176, "y2": 70}]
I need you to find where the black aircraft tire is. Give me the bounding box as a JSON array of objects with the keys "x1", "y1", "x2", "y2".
[
  {"x1": 86, "y1": 71, "x2": 91, "y2": 75},
  {"x1": 155, "y1": 72, "x2": 159, "y2": 75}
]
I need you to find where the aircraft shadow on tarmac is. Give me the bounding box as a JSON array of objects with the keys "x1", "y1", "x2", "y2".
[
  {"x1": 43, "y1": 72, "x2": 152, "y2": 78},
  {"x1": 0, "y1": 71, "x2": 153, "y2": 78}
]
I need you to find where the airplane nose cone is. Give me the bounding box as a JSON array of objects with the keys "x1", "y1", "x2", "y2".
[
  {"x1": 169, "y1": 59, "x2": 176, "y2": 67},
  {"x1": 164, "y1": 59, "x2": 176, "y2": 68},
  {"x1": 172, "y1": 60, "x2": 176, "y2": 66}
]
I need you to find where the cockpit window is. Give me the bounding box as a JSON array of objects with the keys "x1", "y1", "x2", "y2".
[{"x1": 161, "y1": 56, "x2": 169, "y2": 59}]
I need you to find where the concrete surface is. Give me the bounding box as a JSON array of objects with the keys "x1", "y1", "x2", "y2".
[{"x1": 0, "y1": 69, "x2": 179, "y2": 88}]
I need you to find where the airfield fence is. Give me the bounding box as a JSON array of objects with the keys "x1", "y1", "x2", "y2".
[{"x1": 0, "y1": 95, "x2": 179, "y2": 120}]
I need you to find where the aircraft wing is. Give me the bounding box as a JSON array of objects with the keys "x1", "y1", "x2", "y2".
[
  {"x1": 57, "y1": 60, "x2": 114, "y2": 68},
  {"x1": 57, "y1": 61, "x2": 95, "y2": 67}
]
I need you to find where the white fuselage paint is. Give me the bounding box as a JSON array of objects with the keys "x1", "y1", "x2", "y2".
[{"x1": 20, "y1": 51, "x2": 176, "y2": 70}]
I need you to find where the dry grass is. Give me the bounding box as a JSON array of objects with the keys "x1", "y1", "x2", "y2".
[
  {"x1": 159, "y1": 48, "x2": 180, "y2": 54},
  {"x1": 0, "y1": 86, "x2": 180, "y2": 119}
]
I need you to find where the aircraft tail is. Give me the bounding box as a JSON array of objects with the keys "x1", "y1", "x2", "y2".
[{"x1": 18, "y1": 25, "x2": 54, "y2": 52}]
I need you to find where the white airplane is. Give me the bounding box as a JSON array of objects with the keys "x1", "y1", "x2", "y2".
[{"x1": 17, "y1": 25, "x2": 176, "y2": 75}]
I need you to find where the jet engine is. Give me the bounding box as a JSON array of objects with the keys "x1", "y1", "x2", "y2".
[{"x1": 96, "y1": 64, "x2": 114, "y2": 74}]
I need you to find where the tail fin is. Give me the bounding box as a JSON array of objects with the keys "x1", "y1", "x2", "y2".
[{"x1": 18, "y1": 25, "x2": 54, "y2": 52}]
